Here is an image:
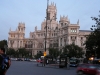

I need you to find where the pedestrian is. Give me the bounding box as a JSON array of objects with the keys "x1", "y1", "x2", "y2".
[{"x1": 0, "y1": 47, "x2": 11, "y2": 75}]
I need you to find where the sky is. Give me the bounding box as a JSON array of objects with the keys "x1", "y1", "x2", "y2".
[{"x1": 0, "y1": 0, "x2": 100, "y2": 40}]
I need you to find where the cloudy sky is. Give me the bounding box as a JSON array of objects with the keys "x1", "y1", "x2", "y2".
[{"x1": 0, "y1": 0, "x2": 100, "y2": 40}]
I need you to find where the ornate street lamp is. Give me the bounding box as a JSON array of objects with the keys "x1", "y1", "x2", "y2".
[{"x1": 44, "y1": 0, "x2": 49, "y2": 56}]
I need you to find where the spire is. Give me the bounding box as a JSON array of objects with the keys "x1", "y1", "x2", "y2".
[
  {"x1": 9, "y1": 27, "x2": 11, "y2": 31},
  {"x1": 60, "y1": 15, "x2": 62, "y2": 20},
  {"x1": 35, "y1": 26, "x2": 37, "y2": 31},
  {"x1": 63, "y1": 15, "x2": 65, "y2": 18},
  {"x1": 47, "y1": 0, "x2": 49, "y2": 6},
  {"x1": 53, "y1": 2, "x2": 54, "y2": 6},
  {"x1": 77, "y1": 19, "x2": 79, "y2": 25},
  {"x1": 55, "y1": 3, "x2": 56, "y2": 7},
  {"x1": 44, "y1": 19, "x2": 46, "y2": 22},
  {"x1": 69, "y1": 19, "x2": 70, "y2": 24},
  {"x1": 47, "y1": 0, "x2": 49, "y2": 12},
  {"x1": 51, "y1": 2, "x2": 52, "y2": 5},
  {"x1": 65, "y1": 15, "x2": 68, "y2": 20},
  {"x1": 16, "y1": 28, "x2": 17, "y2": 31}
]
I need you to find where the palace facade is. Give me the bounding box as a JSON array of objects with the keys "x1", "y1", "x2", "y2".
[{"x1": 8, "y1": 2, "x2": 91, "y2": 57}]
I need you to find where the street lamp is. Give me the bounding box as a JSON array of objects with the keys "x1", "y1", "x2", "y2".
[{"x1": 44, "y1": 0, "x2": 49, "y2": 55}]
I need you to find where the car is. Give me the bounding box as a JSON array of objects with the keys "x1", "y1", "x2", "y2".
[
  {"x1": 76, "y1": 64, "x2": 100, "y2": 75},
  {"x1": 36, "y1": 59, "x2": 43, "y2": 63},
  {"x1": 11, "y1": 58, "x2": 17, "y2": 61},
  {"x1": 17, "y1": 58, "x2": 23, "y2": 61},
  {"x1": 29, "y1": 59, "x2": 36, "y2": 62}
]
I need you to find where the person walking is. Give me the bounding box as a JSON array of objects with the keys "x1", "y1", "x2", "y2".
[{"x1": 0, "y1": 47, "x2": 11, "y2": 75}]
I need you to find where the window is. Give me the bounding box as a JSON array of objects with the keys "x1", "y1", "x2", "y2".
[
  {"x1": 56, "y1": 27, "x2": 58, "y2": 29},
  {"x1": 81, "y1": 41, "x2": 83, "y2": 46},
  {"x1": 21, "y1": 28, "x2": 23, "y2": 31},
  {"x1": 81, "y1": 37, "x2": 83, "y2": 40},
  {"x1": 52, "y1": 33, "x2": 53, "y2": 36},
  {"x1": 71, "y1": 36, "x2": 73, "y2": 39},
  {"x1": 61, "y1": 23, "x2": 63, "y2": 26},
  {"x1": 72, "y1": 30, "x2": 74, "y2": 32},
  {"x1": 54, "y1": 14, "x2": 56, "y2": 20},
  {"x1": 71, "y1": 28, "x2": 77, "y2": 33},
  {"x1": 32, "y1": 35, "x2": 33, "y2": 38},
  {"x1": 47, "y1": 13, "x2": 50, "y2": 20},
  {"x1": 72, "y1": 41, "x2": 75, "y2": 44},
  {"x1": 71, "y1": 30, "x2": 73, "y2": 32},
  {"x1": 75, "y1": 37, "x2": 76, "y2": 39},
  {"x1": 38, "y1": 34, "x2": 40, "y2": 37},
  {"x1": 75, "y1": 30, "x2": 77, "y2": 32}
]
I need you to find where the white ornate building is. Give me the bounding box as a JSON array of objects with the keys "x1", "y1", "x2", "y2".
[{"x1": 8, "y1": 2, "x2": 91, "y2": 56}]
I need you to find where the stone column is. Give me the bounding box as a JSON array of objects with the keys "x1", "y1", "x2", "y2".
[
  {"x1": 68, "y1": 36, "x2": 70, "y2": 44},
  {"x1": 62, "y1": 38, "x2": 64, "y2": 46}
]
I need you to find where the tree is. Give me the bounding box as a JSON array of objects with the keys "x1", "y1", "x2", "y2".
[
  {"x1": 48, "y1": 48, "x2": 60, "y2": 59},
  {"x1": 18, "y1": 48, "x2": 30, "y2": 58},
  {"x1": 85, "y1": 11, "x2": 100, "y2": 58},
  {"x1": 6, "y1": 48, "x2": 16, "y2": 57},
  {"x1": 63, "y1": 44, "x2": 84, "y2": 58},
  {"x1": 34, "y1": 51, "x2": 43, "y2": 59},
  {"x1": 0, "y1": 40, "x2": 7, "y2": 48}
]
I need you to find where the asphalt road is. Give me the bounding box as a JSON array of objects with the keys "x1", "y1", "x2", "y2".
[{"x1": 7, "y1": 61, "x2": 77, "y2": 75}]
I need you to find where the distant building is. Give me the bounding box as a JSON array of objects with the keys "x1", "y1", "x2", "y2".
[{"x1": 8, "y1": 2, "x2": 91, "y2": 57}]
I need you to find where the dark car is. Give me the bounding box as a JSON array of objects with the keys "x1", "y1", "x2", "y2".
[
  {"x1": 17, "y1": 58, "x2": 23, "y2": 61},
  {"x1": 76, "y1": 64, "x2": 100, "y2": 75}
]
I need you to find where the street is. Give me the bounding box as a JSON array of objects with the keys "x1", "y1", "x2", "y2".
[{"x1": 7, "y1": 61, "x2": 77, "y2": 75}]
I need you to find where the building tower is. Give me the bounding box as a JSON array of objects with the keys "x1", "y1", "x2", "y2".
[{"x1": 47, "y1": 2, "x2": 57, "y2": 21}]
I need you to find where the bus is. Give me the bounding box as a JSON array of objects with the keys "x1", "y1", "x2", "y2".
[{"x1": 69, "y1": 58, "x2": 80, "y2": 67}]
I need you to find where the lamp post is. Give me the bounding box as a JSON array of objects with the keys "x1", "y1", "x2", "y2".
[
  {"x1": 43, "y1": 0, "x2": 49, "y2": 67},
  {"x1": 44, "y1": 0, "x2": 49, "y2": 55}
]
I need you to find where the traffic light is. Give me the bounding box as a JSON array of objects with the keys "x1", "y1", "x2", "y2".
[{"x1": 44, "y1": 51, "x2": 46, "y2": 56}]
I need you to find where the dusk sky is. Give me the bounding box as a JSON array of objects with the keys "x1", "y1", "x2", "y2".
[{"x1": 0, "y1": 0, "x2": 100, "y2": 40}]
